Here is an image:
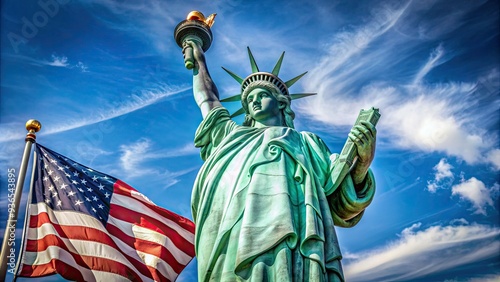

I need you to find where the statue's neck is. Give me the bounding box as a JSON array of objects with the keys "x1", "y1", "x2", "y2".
[{"x1": 253, "y1": 115, "x2": 284, "y2": 128}]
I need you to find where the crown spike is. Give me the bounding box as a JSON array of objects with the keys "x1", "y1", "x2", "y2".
[
  {"x1": 230, "y1": 107, "x2": 246, "y2": 118},
  {"x1": 220, "y1": 94, "x2": 242, "y2": 102},
  {"x1": 285, "y1": 71, "x2": 308, "y2": 88},
  {"x1": 247, "y1": 47, "x2": 260, "y2": 73},
  {"x1": 221, "y1": 67, "x2": 244, "y2": 84},
  {"x1": 290, "y1": 93, "x2": 317, "y2": 100},
  {"x1": 272, "y1": 51, "x2": 285, "y2": 76}
]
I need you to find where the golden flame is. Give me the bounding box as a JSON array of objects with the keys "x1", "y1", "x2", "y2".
[{"x1": 186, "y1": 11, "x2": 216, "y2": 28}]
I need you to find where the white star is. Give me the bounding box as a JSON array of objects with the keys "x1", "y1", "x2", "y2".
[
  {"x1": 87, "y1": 168, "x2": 94, "y2": 172},
  {"x1": 43, "y1": 153, "x2": 48, "y2": 157},
  {"x1": 98, "y1": 204, "x2": 104, "y2": 209},
  {"x1": 52, "y1": 192, "x2": 58, "y2": 198},
  {"x1": 98, "y1": 184, "x2": 104, "y2": 190},
  {"x1": 68, "y1": 191, "x2": 76, "y2": 196},
  {"x1": 92, "y1": 175, "x2": 98, "y2": 182},
  {"x1": 50, "y1": 159, "x2": 57, "y2": 164},
  {"x1": 78, "y1": 188, "x2": 84, "y2": 193},
  {"x1": 104, "y1": 192, "x2": 110, "y2": 198},
  {"x1": 81, "y1": 179, "x2": 87, "y2": 185},
  {"x1": 75, "y1": 200, "x2": 83, "y2": 206},
  {"x1": 57, "y1": 166, "x2": 64, "y2": 171},
  {"x1": 103, "y1": 175, "x2": 108, "y2": 179},
  {"x1": 73, "y1": 171, "x2": 79, "y2": 177},
  {"x1": 45, "y1": 198, "x2": 50, "y2": 204},
  {"x1": 60, "y1": 183, "x2": 68, "y2": 189},
  {"x1": 92, "y1": 207, "x2": 97, "y2": 212},
  {"x1": 43, "y1": 176, "x2": 49, "y2": 182},
  {"x1": 44, "y1": 164, "x2": 49, "y2": 169},
  {"x1": 57, "y1": 200, "x2": 62, "y2": 206},
  {"x1": 72, "y1": 180, "x2": 78, "y2": 185},
  {"x1": 92, "y1": 196, "x2": 98, "y2": 201},
  {"x1": 48, "y1": 170, "x2": 54, "y2": 175},
  {"x1": 85, "y1": 197, "x2": 91, "y2": 202},
  {"x1": 54, "y1": 176, "x2": 61, "y2": 182},
  {"x1": 87, "y1": 187, "x2": 93, "y2": 192},
  {"x1": 64, "y1": 165, "x2": 70, "y2": 169},
  {"x1": 48, "y1": 185, "x2": 55, "y2": 191},
  {"x1": 65, "y1": 173, "x2": 71, "y2": 177}
]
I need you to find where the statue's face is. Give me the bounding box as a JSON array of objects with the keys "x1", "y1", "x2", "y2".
[{"x1": 246, "y1": 87, "x2": 282, "y2": 123}]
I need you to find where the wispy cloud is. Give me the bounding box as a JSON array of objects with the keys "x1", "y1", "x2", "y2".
[
  {"x1": 412, "y1": 43, "x2": 446, "y2": 85},
  {"x1": 2, "y1": 53, "x2": 89, "y2": 73},
  {"x1": 452, "y1": 177, "x2": 498, "y2": 215},
  {"x1": 427, "y1": 158, "x2": 454, "y2": 192},
  {"x1": 118, "y1": 138, "x2": 198, "y2": 187},
  {"x1": 80, "y1": 0, "x2": 183, "y2": 53},
  {"x1": 47, "y1": 55, "x2": 89, "y2": 72},
  {"x1": 298, "y1": 1, "x2": 499, "y2": 168},
  {"x1": 343, "y1": 221, "x2": 500, "y2": 281},
  {"x1": 0, "y1": 85, "x2": 190, "y2": 143}
]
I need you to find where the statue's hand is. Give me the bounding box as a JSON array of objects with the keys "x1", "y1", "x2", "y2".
[
  {"x1": 183, "y1": 39, "x2": 205, "y2": 68},
  {"x1": 349, "y1": 120, "x2": 377, "y2": 167}
]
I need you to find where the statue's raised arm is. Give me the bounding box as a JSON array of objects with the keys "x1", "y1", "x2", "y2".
[{"x1": 184, "y1": 40, "x2": 222, "y2": 118}]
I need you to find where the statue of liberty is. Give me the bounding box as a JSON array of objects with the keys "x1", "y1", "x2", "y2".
[{"x1": 181, "y1": 29, "x2": 377, "y2": 281}]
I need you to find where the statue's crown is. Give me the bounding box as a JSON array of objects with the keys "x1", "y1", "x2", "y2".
[{"x1": 221, "y1": 47, "x2": 316, "y2": 117}]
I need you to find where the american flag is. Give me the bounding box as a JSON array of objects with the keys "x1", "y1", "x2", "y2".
[{"x1": 16, "y1": 143, "x2": 195, "y2": 281}]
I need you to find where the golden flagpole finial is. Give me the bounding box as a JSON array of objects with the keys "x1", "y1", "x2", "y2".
[{"x1": 26, "y1": 119, "x2": 42, "y2": 133}]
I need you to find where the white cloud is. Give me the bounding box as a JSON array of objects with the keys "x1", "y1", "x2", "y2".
[
  {"x1": 451, "y1": 177, "x2": 496, "y2": 215},
  {"x1": 75, "y1": 61, "x2": 89, "y2": 72},
  {"x1": 412, "y1": 44, "x2": 446, "y2": 85},
  {"x1": 486, "y1": 149, "x2": 500, "y2": 170},
  {"x1": 427, "y1": 158, "x2": 454, "y2": 192},
  {"x1": 297, "y1": 2, "x2": 499, "y2": 169},
  {"x1": 343, "y1": 221, "x2": 500, "y2": 281},
  {"x1": 0, "y1": 85, "x2": 190, "y2": 143},
  {"x1": 118, "y1": 138, "x2": 198, "y2": 187},
  {"x1": 47, "y1": 54, "x2": 69, "y2": 67}
]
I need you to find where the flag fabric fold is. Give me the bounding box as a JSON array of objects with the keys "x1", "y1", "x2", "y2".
[{"x1": 17, "y1": 143, "x2": 195, "y2": 282}]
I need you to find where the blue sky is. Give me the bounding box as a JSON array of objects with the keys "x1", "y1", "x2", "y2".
[{"x1": 1, "y1": 0, "x2": 499, "y2": 281}]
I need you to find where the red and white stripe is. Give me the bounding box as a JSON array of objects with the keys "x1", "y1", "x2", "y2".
[{"x1": 18, "y1": 180, "x2": 195, "y2": 282}]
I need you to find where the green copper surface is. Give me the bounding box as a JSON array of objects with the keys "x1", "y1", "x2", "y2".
[{"x1": 179, "y1": 33, "x2": 378, "y2": 281}]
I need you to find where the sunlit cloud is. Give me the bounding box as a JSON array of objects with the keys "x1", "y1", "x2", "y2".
[
  {"x1": 298, "y1": 1, "x2": 499, "y2": 168},
  {"x1": 343, "y1": 221, "x2": 500, "y2": 281}
]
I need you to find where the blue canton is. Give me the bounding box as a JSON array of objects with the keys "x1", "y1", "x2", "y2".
[{"x1": 33, "y1": 144, "x2": 115, "y2": 224}]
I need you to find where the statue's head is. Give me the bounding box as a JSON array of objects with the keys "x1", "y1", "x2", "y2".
[
  {"x1": 220, "y1": 47, "x2": 315, "y2": 127},
  {"x1": 241, "y1": 81, "x2": 295, "y2": 128}
]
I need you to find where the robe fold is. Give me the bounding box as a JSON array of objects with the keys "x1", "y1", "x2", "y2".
[{"x1": 192, "y1": 107, "x2": 375, "y2": 281}]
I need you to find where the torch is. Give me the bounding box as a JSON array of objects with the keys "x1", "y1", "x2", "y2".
[{"x1": 174, "y1": 11, "x2": 216, "y2": 69}]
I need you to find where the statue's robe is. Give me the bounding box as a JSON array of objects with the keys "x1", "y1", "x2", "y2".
[{"x1": 192, "y1": 107, "x2": 375, "y2": 281}]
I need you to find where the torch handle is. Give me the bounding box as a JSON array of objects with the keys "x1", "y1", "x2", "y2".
[
  {"x1": 184, "y1": 45, "x2": 195, "y2": 69},
  {"x1": 182, "y1": 35, "x2": 202, "y2": 70}
]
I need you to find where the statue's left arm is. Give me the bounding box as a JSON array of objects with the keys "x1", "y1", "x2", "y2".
[
  {"x1": 348, "y1": 120, "x2": 377, "y2": 189},
  {"x1": 327, "y1": 120, "x2": 377, "y2": 227}
]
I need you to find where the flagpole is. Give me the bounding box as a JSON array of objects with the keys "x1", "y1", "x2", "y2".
[{"x1": 0, "y1": 120, "x2": 41, "y2": 281}]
